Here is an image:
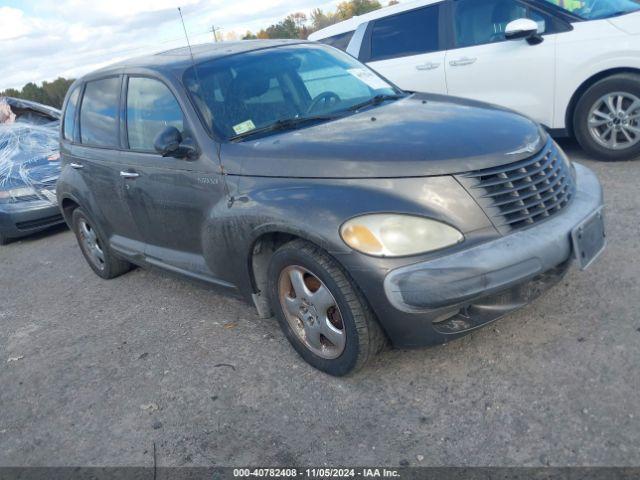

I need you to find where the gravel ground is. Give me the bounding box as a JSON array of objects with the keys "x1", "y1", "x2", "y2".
[{"x1": 0, "y1": 140, "x2": 639, "y2": 468}]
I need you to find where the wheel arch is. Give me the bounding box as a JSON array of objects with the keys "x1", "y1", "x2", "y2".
[
  {"x1": 565, "y1": 67, "x2": 640, "y2": 137},
  {"x1": 246, "y1": 226, "x2": 343, "y2": 318},
  {"x1": 60, "y1": 196, "x2": 81, "y2": 227}
]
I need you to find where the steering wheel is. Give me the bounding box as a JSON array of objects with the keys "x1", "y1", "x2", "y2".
[{"x1": 306, "y1": 91, "x2": 341, "y2": 114}]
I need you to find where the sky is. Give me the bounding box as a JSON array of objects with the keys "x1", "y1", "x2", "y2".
[{"x1": 0, "y1": 0, "x2": 342, "y2": 91}]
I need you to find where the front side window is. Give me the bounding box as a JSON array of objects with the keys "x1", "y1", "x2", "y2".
[
  {"x1": 453, "y1": 0, "x2": 555, "y2": 48},
  {"x1": 369, "y1": 5, "x2": 441, "y2": 62},
  {"x1": 183, "y1": 44, "x2": 399, "y2": 140},
  {"x1": 319, "y1": 31, "x2": 355, "y2": 51},
  {"x1": 63, "y1": 87, "x2": 80, "y2": 141},
  {"x1": 79, "y1": 77, "x2": 120, "y2": 147},
  {"x1": 126, "y1": 77, "x2": 184, "y2": 151},
  {"x1": 540, "y1": 0, "x2": 640, "y2": 20}
]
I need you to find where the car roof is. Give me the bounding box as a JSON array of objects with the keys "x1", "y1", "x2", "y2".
[
  {"x1": 1, "y1": 96, "x2": 61, "y2": 120},
  {"x1": 81, "y1": 39, "x2": 310, "y2": 80},
  {"x1": 308, "y1": 0, "x2": 440, "y2": 40}
]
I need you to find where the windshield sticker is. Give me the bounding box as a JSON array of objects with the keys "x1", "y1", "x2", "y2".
[
  {"x1": 232, "y1": 120, "x2": 256, "y2": 135},
  {"x1": 347, "y1": 68, "x2": 390, "y2": 90}
]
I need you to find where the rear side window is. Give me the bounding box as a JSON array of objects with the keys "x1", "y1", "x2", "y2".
[
  {"x1": 79, "y1": 77, "x2": 121, "y2": 147},
  {"x1": 126, "y1": 77, "x2": 184, "y2": 151},
  {"x1": 62, "y1": 87, "x2": 80, "y2": 141},
  {"x1": 319, "y1": 31, "x2": 355, "y2": 51},
  {"x1": 369, "y1": 5, "x2": 441, "y2": 61}
]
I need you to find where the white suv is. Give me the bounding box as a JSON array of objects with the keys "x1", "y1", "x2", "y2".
[{"x1": 309, "y1": 0, "x2": 640, "y2": 161}]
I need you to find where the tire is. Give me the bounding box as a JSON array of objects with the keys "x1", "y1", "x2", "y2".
[
  {"x1": 267, "y1": 239, "x2": 386, "y2": 376},
  {"x1": 71, "y1": 208, "x2": 132, "y2": 279},
  {"x1": 573, "y1": 74, "x2": 640, "y2": 161},
  {"x1": 0, "y1": 234, "x2": 9, "y2": 246}
]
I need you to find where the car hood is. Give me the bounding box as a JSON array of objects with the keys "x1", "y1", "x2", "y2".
[
  {"x1": 608, "y1": 10, "x2": 640, "y2": 34},
  {"x1": 220, "y1": 93, "x2": 545, "y2": 178}
]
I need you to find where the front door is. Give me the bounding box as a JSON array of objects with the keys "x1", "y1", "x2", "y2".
[
  {"x1": 444, "y1": 0, "x2": 560, "y2": 127},
  {"x1": 119, "y1": 76, "x2": 226, "y2": 280},
  {"x1": 364, "y1": 2, "x2": 448, "y2": 94}
]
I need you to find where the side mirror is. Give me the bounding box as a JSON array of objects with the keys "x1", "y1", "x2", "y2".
[
  {"x1": 505, "y1": 18, "x2": 543, "y2": 45},
  {"x1": 153, "y1": 126, "x2": 200, "y2": 160}
]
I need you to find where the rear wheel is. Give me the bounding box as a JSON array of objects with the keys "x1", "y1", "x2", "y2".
[
  {"x1": 72, "y1": 208, "x2": 131, "y2": 279},
  {"x1": 574, "y1": 74, "x2": 640, "y2": 161},
  {"x1": 267, "y1": 239, "x2": 386, "y2": 376}
]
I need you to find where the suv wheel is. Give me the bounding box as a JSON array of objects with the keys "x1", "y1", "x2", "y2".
[
  {"x1": 267, "y1": 239, "x2": 386, "y2": 376},
  {"x1": 72, "y1": 208, "x2": 132, "y2": 279},
  {"x1": 574, "y1": 74, "x2": 640, "y2": 161}
]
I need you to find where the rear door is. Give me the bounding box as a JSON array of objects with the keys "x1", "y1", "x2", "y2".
[
  {"x1": 362, "y1": 2, "x2": 447, "y2": 94},
  {"x1": 444, "y1": 0, "x2": 563, "y2": 127},
  {"x1": 72, "y1": 75, "x2": 145, "y2": 253},
  {"x1": 120, "y1": 75, "x2": 225, "y2": 279}
]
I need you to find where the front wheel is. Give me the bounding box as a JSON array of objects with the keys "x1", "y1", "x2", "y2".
[
  {"x1": 267, "y1": 239, "x2": 386, "y2": 376},
  {"x1": 574, "y1": 74, "x2": 640, "y2": 161}
]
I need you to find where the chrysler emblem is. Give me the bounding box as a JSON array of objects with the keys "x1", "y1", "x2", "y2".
[{"x1": 507, "y1": 138, "x2": 541, "y2": 156}]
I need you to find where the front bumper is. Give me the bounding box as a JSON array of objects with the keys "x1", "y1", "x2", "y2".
[
  {"x1": 0, "y1": 199, "x2": 65, "y2": 241},
  {"x1": 381, "y1": 162, "x2": 603, "y2": 342}
]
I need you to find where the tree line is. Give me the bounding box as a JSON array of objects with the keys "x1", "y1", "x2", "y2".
[
  {"x1": 1, "y1": 0, "x2": 397, "y2": 107},
  {"x1": 241, "y1": 0, "x2": 396, "y2": 40},
  {"x1": 1, "y1": 77, "x2": 75, "y2": 109}
]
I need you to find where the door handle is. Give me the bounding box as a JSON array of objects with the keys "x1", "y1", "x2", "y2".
[
  {"x1": 69, "y1": 162, "x2": 83, "y2": 169},
  {"x1": 416, "y1": 62, "x2": 440, "y2": 71},
  {"x1": 449, "y1": 57, "x2": 477, "y2": 67},
  {"x1": 120, "y1": 171, "x2": 140, "y2": 179}
]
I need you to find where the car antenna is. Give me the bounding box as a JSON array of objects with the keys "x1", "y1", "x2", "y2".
[
  {"x1": 178, "y1": 7, "x2": 203, "y2": 89},
  {"x1": 178, "y1": 7, "x2": 231, "y2": 199}
]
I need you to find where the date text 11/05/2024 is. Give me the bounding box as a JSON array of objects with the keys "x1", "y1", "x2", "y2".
[{"x1": 232, "y1": 468, "x2": 401, "y2": 477}]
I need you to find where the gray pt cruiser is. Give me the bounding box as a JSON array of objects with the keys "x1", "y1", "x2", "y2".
[{"x1": 56, "y1": 40, "x2": 605, "y2": 375}]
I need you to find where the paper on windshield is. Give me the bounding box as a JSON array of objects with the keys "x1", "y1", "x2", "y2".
[
  {"x1": 347, "y1": 68, "x2": 390, "y2": 91},
  {"x1": 233, "y1": 120, "x2": 256, "y2": 135}
]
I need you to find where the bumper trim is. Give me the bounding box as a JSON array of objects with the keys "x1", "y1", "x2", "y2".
[
  {"x1": 0, "y1": 200, "x2": 64, "y2": 240},
  {"x1": 383, "y1": 163, "x2": 604, "y2": 313}
]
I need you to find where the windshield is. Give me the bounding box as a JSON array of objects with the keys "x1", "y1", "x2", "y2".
[
  {"x1": 183, "y1": 44, "x2": 399, "y2": 140},
  {"x1": 541, "y1": 0, "x2": 640, "y2": 20}
]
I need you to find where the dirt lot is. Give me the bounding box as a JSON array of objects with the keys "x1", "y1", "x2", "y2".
[{"x1": 1, "y1": 140, "x2": 639, "y2": 467}]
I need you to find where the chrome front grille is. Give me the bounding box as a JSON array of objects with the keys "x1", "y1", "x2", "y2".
[{"x1": 456, "y1": 141, "x2": 575, "y2": 234}]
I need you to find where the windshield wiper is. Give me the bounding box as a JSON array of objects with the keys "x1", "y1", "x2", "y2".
[
  {"x1": 229, "y1": 114, "x2": 341, "y2": 141},
  {"x1": 346, "y1": 94, "x2": 405, "y2": 112}
]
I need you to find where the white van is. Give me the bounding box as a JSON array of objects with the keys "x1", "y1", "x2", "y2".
[{"x1": 309, "y1": 0, "x2": 640, "y2": 160}]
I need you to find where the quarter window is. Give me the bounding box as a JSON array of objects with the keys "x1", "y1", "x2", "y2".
[
  {"x1": 453, "y1": 0, "x2": 556, "y2": 48},
  {"x1": 126, "y1": 77, "x2": 184, "y2": 151},
  {"x1": 79, "y1": 77, "x2": 121, "y2": 147},
  {"x1": 369, "y1": 5, "x2": 440, "y2": 62},
  {"x1": 62, "y1": 87, "x2": 80, "y2": 141},
  {"x1": 319, "y1": 31, "x2": 355, "y2": 52}
]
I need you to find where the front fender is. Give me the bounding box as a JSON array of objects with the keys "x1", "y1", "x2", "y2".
[{"x1": 204, "y1": 174, "x2": 495, "y2": 303}]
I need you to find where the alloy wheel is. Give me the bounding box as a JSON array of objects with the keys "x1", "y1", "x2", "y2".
[
  {"x1": 78, "y1": 219, "x2": 105, "y2": 271},
  {"x1": 278, "y1": 265, "x2": 346, "y2": 359},
  {"x1": 588, "y1": 92, "x2": 640, "y2": 151}
]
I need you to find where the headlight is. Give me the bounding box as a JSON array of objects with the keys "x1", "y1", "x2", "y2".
[
  {"x1": 0, "y1": 186, "x2": 38, "y2": 202},
  {"x1": 340, "y1": 214, "x2": 463, "y2": 257}
]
